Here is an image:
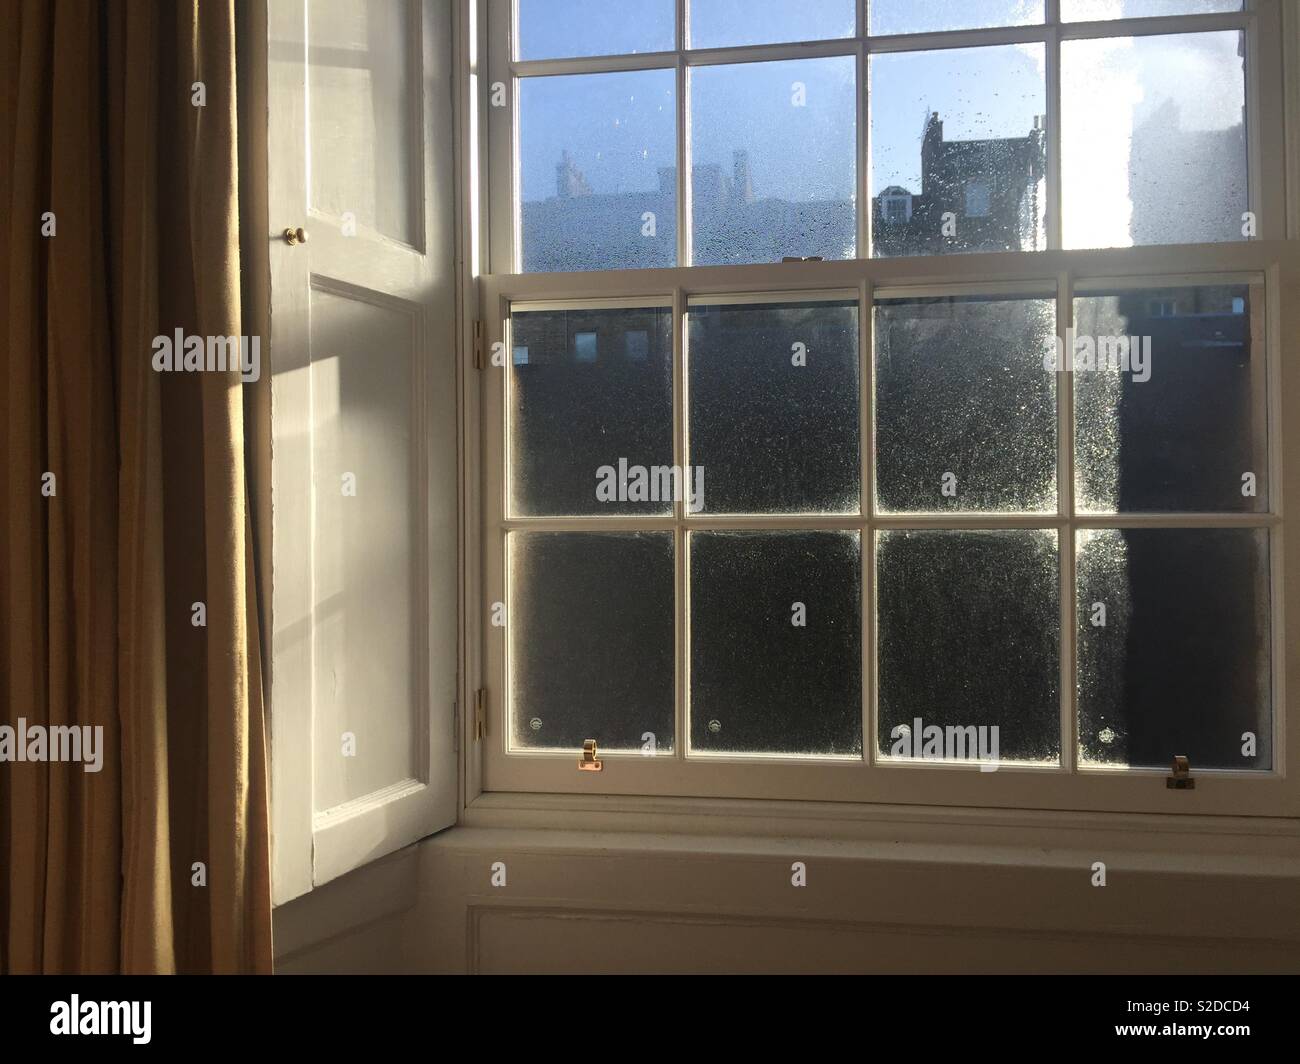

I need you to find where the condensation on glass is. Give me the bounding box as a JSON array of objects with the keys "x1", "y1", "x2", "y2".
[
  {"x1": 1076, "y1": 527, "x2": 1270, "y2": 770},
  {"x1": 1061, "y1": 31, "x2": 1247, "y2": 249},
  {"x1": 690, "y1": 57, "x2": 857, "y2": 265},
  {"x1": 876, "y1": 529, "x2": 1061, "y2": 765},
  {"x1": 515, "y1": 0, "x2": 674, "y2": 59},
  {"x1": 519, "y1": 70, "x2": 677, "y2": 271},
  {"x1": 1073, "y1": 284, "x2": 1266, "y2": 513},
  {"x1": 510, "y1": 532, "x2": 676, "y2": 752},
  {"x1": 1061, "y1": 0, "x2": 1241, "y2": 21},
  {"x1": 870, "y1": 1, "x2": 1044, "y2": 35},
  {"x1": 690, "y1": 530, "x2": 862, "y2": 756},
  {"x1": 688, "y1": 300, "x2": 859, "y2": 515},
  {"x1": 688, "y1": 0, "x2": 855, "y2": 49},
  {"x1": 874, "y1": 295, "x2": 1057, "y2": 514},
  {"x1": 510, "y1": 306, "x2": 673, "y2": 517},
  {"x1": 870, "y1": 44, "x2": 1047, "y2": 258}
]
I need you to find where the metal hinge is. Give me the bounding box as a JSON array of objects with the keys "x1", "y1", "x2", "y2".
[
  {"x1": 473, "y1": 320, "x2": 485, "y2": 369},
  {"x1": 452, "y1": 700, "x2": 460, "y2": 753},
  {"x1": 474, "y1": 688, "x2": 487, "y2": 741}
]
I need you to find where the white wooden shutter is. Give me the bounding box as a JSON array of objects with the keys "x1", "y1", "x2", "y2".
[{"x1": 267, "y1": 0, "x2": 458, "y2": 903}]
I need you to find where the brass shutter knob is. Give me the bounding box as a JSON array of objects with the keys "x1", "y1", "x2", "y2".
[{"x1": 282, "y1": 226, "x2": 308, "y2": 246}]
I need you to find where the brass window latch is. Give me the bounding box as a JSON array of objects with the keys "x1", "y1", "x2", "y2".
[
  {"x1": 578, "y1": 738, "x2": 602, "y2": 772},
  {"x1": 1167, "y1": 755, "x2": 1194, "y2": 790}
]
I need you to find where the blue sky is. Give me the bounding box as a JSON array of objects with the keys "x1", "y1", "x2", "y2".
[
  {"x1": 515, "y1": 2, "x2": 1051, "y2": 205},
  {"x1": 514, "y1": 0, "x2": 1244, "y2": 243},
  {"x1": 518, "y1": 37, "x2": 1042, "y2": 205},
  {"x1": 515, "y1": 0, "x2": 1239, "y2": 59}
]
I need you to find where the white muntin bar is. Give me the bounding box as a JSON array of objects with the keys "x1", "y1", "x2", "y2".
[{"x1": 481, "y1": 238, "x2": 1296, "y2": 304}]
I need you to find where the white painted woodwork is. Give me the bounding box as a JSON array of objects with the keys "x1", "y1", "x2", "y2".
[
  {"x1": 272, "y1": 805, "x2": 1300, "y2": 973},
  {"x1": 269, "y1": 0, "x2": 459, "y2": 904},
  {"x1": 266, "y1": 2, "x2": 1300, "y2": 972},
  {"x1": 473, "y1": 0, "x2": 1300, "y2": 817}
]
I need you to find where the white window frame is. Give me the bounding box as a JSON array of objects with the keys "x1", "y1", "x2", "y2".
[
  {"x1": 464, "y1": 0, "x2": 1300, "y2": 818},
  {"x1": 485, "y1": 0, "x2": 1288, "y2": 271}
]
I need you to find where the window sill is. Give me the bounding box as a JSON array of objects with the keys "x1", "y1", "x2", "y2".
[
  {"x1": 463, "y1": 790, "x2": 1300, "y2": 857},
  {"x1": 431, "y1": 794, "x2": 1300, "y2": 965}
]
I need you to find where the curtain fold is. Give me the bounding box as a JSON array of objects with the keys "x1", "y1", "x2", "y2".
[{"x1": 1, "y1": 0, "x2": 272, "y2": 975}]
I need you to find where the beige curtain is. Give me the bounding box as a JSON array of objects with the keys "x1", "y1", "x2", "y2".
[{"x1": 1, "y1": 0, "x2": 272, "y2": 973}]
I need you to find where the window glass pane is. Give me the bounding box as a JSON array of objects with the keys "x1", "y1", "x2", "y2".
[
  {"x1": 689, "y1": 0, "x2": 854, "y2": 49},
  {"x1": 573, "y1": 331, "x2": 598, "y2": 362},
  {"x1": 511, "y1": 532, "x2": 676, "y2": 751},
  {"x1": 1062, "y1": 32, "x2": 1246, "y2": 249},
  {"x1": 1077, "y1": 528, "x2": 1269, "y2": 769},
  {"x1": 1062, "y1": 0, "x2": 1241, "y2": 21},
  {"x1": 876, "y1": 530, "x2": 1060, "y2": 765},
  {"x1": 1073, "y1": 284, "x2": 1265, "y2": 513},
  {"x1": 510, "y1": 306, "x2": 673, "y2": 516},
  {"x1": 871, "y1": 45, "x2": 1046, "y2": 257},
  {"x1": 520, "y1": 70, "x2": 677, "y2": 271},
  {"x1": 874, "y1": 296, "x2": 1057, "y2": 514},
  {"x1": 516, "y1": 0, "x2": 674, "y2": 60},
  {"x1": 870, "y1": 1, "x2": 1043, "y2": 36},
  {"x1": 688, "y1": 300, "x2": 859, "y2": 515},
  {"x1": 691, "y1": 531, "x2": 862, "y2": 756},
  {"x1": 690, "y1": 57, "x2": 856, "y2": 265},
  {"x1": 625, "y1": 330, "x2": 650, "y2": 360}
]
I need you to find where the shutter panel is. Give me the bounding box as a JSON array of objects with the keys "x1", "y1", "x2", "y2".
[{"x1": 267, "y1": 0, "x2": 458, "y2": 903}]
